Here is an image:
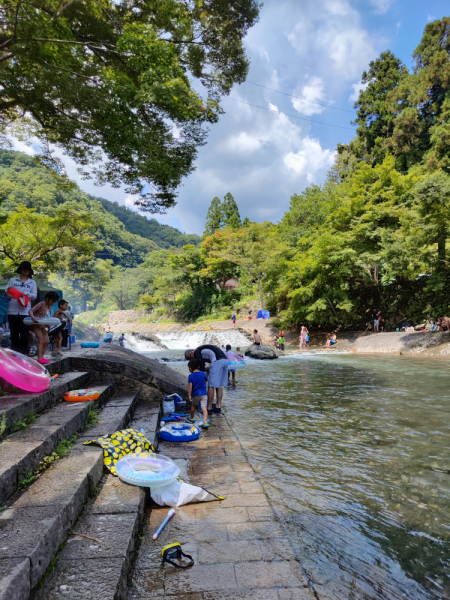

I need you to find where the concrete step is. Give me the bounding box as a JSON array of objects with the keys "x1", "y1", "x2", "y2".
[
  {"x1": 0, "y1": 382, "x2": 116, "y2": 503},
  {"x1": 0, "y1": 371, "x2": 91, "y2": 437},
  {"x1": 0, "y1": 389, "x2": 140, "y2": 600}
]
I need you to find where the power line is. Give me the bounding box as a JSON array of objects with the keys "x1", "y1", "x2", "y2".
[
  {"x1": 244, "y1": 80, "x2": 355, "y2": 114},
  {"x1": 222, "y1": 95, "x2": 356, "y2": 131}
]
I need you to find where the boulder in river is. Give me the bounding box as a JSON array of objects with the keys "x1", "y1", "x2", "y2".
[{"x1": 245, "y1": 344, "x2": 278, "y2": 360}]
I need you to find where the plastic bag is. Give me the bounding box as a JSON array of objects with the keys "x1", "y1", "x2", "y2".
[{"x1": 150, "y1": 480, "x2": 223, "y2": 507}]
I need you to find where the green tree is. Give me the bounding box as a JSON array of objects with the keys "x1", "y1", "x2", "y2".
[
  {"x1": 0, "y1": 204, "x2": 99, "y2": 275},
  {"x1": 347, "y1": 51, "x2": 409, "y2": 168},
  {"x1": 413, "y1": 171, "x2": 450, "y2": 268},
  {"x1": 0, "y1": 0, "x2": 260, "y2": 211},
  {"x1": 222, "y1": 192, "x2": 241, "y2": 229},
  {"x1": 210, "y1": 223, "x2": 279, "y2": 309},
  {"x1": 388, "y1": 18, "x2": 450, "y2": 172},
  {"x1": 203, "y1": 197, "x2": 224, "y2": 237}
]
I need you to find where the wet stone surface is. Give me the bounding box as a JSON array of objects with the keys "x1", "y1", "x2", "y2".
[{"x1": 126, "y1": 411, "x2": 316, "y2": 599}]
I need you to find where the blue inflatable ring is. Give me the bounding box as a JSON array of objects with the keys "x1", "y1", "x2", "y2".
[
  {"x1": 80, "y1": 342, "x2": 100, "y2": 348},
  {"x1": 159, "y1": 422, "x2": 200, "y2": 442}
]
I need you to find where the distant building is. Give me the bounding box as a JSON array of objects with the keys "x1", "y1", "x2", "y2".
[{"x1": 216, "y1": 278, "x2": 239, "y2": 291}]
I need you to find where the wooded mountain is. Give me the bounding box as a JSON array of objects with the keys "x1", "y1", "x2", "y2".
[{"x1": 97, "y1": 197, "x2": 201, "y2": 249}]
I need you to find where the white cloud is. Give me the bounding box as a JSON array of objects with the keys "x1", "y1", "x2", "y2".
[
  {"x1": 287, "y1": 1, "x2": 384, "y2": 82},
  {"x1": 328, "y1": 29, "x2": 376, "y2": 80},
  {"x1": 369, "y1": 0, "x2": 393, "y2": 14},
  {"x1": 292, "y1": 77, "x2": 327, "y2": 116},
  {"x1": 427, "y1": 15, "x2": 436, "y2": 22},
  {"x1": 284, "y1": 138, "x2": 336, "y2": 181},
  {"x1": 349, "y1": 81, "x2": 368, "y2": 103}
]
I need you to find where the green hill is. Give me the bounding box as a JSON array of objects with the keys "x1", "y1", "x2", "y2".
[
  {"x1": 0, "y1": 150, "x2": 198, "y2": 267},
  {"x1": 97, "y1": 197, "x2": 201, "y2": 248}
]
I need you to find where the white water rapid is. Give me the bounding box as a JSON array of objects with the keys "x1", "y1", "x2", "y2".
[
  {"x1": 123, "y1": 334, "x2": 163, "y2": 353},
  {"x1": 154, "y1": 329, "x2": 251, "y2": 350}
]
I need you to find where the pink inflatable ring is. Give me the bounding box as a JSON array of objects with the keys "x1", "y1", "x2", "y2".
[{"x1": 0, "y1": 348, "x2": 51, "y2": 393}]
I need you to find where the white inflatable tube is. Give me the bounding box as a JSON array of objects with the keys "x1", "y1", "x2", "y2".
[
  {"x1": 23, "y1": 317, "x2": 60, "y2": 327},
  {"x1": 228, "y1": 361, "x2": 246, "y2": 371},
  {"x1": 115, "y1": 453, "x2": 180, "y2": 488}
]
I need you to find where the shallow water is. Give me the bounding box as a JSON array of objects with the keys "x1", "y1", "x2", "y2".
[{"x1": 147, "y1": 351, "x2": 450, "y2": 599}]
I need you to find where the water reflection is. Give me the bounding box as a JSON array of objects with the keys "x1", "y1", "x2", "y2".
[{"x1": 148, "y1": 351, "x2": 450, "y2": 599}]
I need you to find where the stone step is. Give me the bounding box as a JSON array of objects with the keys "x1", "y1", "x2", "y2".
[
  {"x1": 0, "y1": 371, "x2": 91, "y2": 437},
  {"x1": 0, "y1": 388, "x2": 140, "y2": 600},
  {"x1": 0, "y1": 382, "x2": 116, "y2": 503},
  {"x1": 34, "y1": 475, "x2": 145, "y2": 600}
]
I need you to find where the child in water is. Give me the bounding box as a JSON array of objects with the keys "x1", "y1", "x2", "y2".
[
  {"x1": 187, "y1": 359, "x2": 209, "y2": 428},
  {"x1": 28, "y1": 291, "x2": 59, "y2": 364}
]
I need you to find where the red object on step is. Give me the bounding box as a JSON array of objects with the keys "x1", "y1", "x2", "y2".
[{"x1": 7, "y1": 287, "x2": 29, "y2": 307}]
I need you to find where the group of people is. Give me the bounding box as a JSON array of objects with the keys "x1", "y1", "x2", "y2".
[
  {"x1": 3, "y1": 261, "x2": 72, "y2": 364},
  {"x1": 272, "y1": 331, "x2": 286, "y2": 350},
  {"x1": 373, "y1": 309, "x2": 386, "y2": 332}
]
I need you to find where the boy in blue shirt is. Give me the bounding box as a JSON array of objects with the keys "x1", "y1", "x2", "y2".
[{"x1": 187, "y1": 359, "x2": 209, "y2": 428}]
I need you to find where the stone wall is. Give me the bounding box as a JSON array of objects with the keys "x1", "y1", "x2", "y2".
[{"x1": 108, "y1": 309, "x2": 148, "y2": 324}]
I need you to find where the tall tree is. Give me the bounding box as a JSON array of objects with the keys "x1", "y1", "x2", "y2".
[
  {"x1": 339, "y1": 51, "x2": 408, "y2": 169},
  {"x1": 356, "y1": 51, "x2": 408, "y2": 165},
  {"x1": 388, "y1": 18, "x2": 450, "y2": 171},
  {"x1": 222, "y1": 192, "x2": 241, "y2": 229},
  {"x1": 0, "y1": 0, "x2": 260, "y2": 211},
  {"x1": 203, "y1": 197, "x2": 224, "y2": 237}
]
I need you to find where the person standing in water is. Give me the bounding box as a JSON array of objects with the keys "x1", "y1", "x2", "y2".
[
  {"x1": 299, "y1": 326, "x2": 308, "y2": 351},
  {"x1": 225, "y1": 344, "x2": 241, "y2": 385},
  {"x1": 232, "y1": 313, "x2": 236, "y2": 327},
  {"x1": 5, "y1": 261, "x2": 38, "y2": 354}
]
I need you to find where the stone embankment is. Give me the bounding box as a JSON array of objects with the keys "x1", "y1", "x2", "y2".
[{"x1": 308, "y1": 330, "x2": 450, "y2": 357}]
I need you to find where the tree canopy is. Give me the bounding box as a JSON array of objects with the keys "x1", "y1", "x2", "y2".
[{"x1": 0, "y1": 0, "x2": 260, "y2": 211}]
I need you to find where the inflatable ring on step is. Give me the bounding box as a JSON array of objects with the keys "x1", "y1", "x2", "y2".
[
  {"x1": 159, "y1": 422, "x2": 201, "y2": 442},
  {"x1": 0, "y1": 348, "x2": 50, "y2": 393},
  {"x1": 23, "y1": 317, "x2": 60, "y2": 327},
  {"x1": 63, "y1": 389, "x2": 101, "y2": 402},
  {"x1": 115, "y1": 452, "x2": 180, "y2": 488},
  {"x1": 80, "y1": 342, "x2": 100, "y2": 348}
]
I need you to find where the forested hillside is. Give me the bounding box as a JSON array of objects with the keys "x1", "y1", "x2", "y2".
[{"x1": 97, "y1": 197, "x2": 201, "y2": 248}]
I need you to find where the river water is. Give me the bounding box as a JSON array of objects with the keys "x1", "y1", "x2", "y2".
[{"x1": 144, "y1": 349, "x2": 450, "y2": 599}]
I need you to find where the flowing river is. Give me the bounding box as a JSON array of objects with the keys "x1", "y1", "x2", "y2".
[{"x1": 142, "y1": 348, "x2": 450, "y2": 599}]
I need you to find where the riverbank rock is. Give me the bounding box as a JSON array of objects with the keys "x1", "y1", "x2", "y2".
[{"x1": 245, "y1": 343, "x2": 278, "y2": 359}]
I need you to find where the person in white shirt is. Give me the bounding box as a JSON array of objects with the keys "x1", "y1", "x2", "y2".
[{"x1": 5, "y1": 261, "x2": 38, "y2": 354}]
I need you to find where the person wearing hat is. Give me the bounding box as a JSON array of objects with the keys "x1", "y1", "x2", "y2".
[
  {"x1": 185, "y1": 345, "x2": 228, "y2": 414},
  {"x1": 5, "y1": 261, "x2": 38, "y2": 354}
]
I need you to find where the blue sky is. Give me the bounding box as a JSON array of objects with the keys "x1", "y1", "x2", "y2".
[{"x1": 12, "y1": 0, "x2": 450, "y2": 235}]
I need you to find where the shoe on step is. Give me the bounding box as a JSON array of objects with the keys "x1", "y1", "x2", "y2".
[
  {"x1": 207, "y1": 409, "x2": 214, "y2": 415},
  {"x1": 213, "y1": 407, "x2": 222, "y2": 413},
  {"x1": 186, "y1": 418, "x2": 196, "y2": 423},
  {"x1": 51, "y1": 352, "x2": 57, "y2": 357},
  {"x1": 202, "y1": 423, "x2": 210, "y2": 429}
]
